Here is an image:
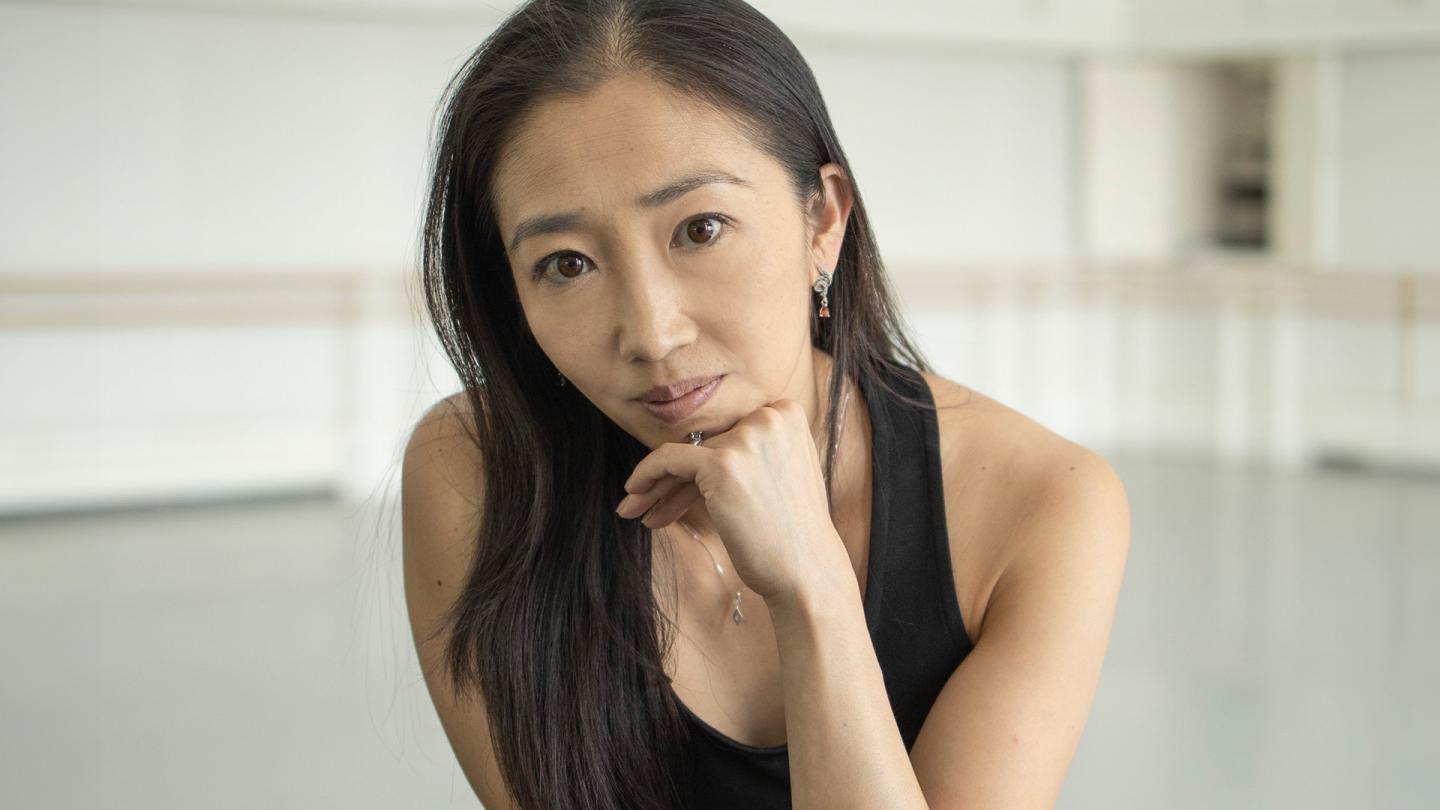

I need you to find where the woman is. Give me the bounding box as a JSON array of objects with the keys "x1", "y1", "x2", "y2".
[{"x1": 401, "y1": 1, "x2": 1131, "y2": 808}]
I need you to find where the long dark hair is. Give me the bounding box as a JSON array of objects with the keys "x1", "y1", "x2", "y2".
[{"x1": 416, "y1": 1, "x2": 934, "y2": 807}]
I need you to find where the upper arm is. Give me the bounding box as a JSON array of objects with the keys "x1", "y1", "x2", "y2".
[
  {"x1": 401, "y1": 393, "x2": 519, "y2": 810},
  {"x1": 908, "y1": 446, "x2": 1131, "y2": 809}
]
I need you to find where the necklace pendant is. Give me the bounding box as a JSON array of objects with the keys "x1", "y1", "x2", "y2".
[{"x1": 731, "y1": 592, "x2": 745, "y2": 625}]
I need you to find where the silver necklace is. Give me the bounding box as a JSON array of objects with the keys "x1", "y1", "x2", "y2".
[{"x1": 670, "y1": 381, "x2": 853, "y2": 626}]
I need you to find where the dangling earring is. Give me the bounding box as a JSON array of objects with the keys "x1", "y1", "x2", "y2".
[
  {"x1": 812, "y1": 266, "x2": 833, "y2": 318},
  {"x1": 556, "y1": 369, "x2": 568, "y2": 386}
]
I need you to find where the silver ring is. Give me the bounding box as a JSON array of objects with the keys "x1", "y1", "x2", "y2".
[{"x1": 688, "y1": 431, "x2": 704, "y2": 446}]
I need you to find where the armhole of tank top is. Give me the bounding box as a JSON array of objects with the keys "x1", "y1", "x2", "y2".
[{"x1": 910, "y1": 366, "x2": 974, "y2": 657}]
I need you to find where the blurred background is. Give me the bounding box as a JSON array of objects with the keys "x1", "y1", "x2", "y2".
[{"x1": 1, "y1": 0, "x2": 1436, "y2": 807}]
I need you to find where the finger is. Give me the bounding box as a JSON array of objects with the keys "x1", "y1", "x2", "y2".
[
  {"x1": 617, "y1": 475, "x2": 683, "y2": 518},
  {"x1": 641, "y1": 482, "x2": 703, "y2": 530},
  {"x1": 622, "y1": 442, "x2": 708, "y2": 494}
]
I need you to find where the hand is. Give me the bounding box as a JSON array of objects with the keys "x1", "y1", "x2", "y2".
[{"x1": 615, "y1": 399, "x2": 852, "y2": 603}]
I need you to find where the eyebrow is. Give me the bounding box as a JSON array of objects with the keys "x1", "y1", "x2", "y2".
[{"x1": 506, "y1": 169, "x2": 752, "y2": 255}]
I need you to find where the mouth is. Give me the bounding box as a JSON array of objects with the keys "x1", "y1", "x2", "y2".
[
  {"x1": 636, "y1": 375, "x2": 721, "y2": 403},
  {"x1": 637, "y1": 375, "x2": 724, "y2": 424}
]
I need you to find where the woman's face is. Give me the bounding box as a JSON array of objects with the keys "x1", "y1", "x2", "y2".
[{"x1": 491, "y1": 73, "x2": 850, "y2": 449}]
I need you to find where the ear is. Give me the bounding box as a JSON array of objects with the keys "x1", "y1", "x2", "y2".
[{"x1": 806, "y1": 163, "x2": 854, "y2": 282}]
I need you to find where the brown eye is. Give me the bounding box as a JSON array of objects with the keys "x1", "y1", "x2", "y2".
[
  {"x1": 685, "y1": 217, "x2": 718, "y2": 245},
  {"x1": 676, "y1": 213, "x2": 731, "y2": 249},
  {"x1": 556, "y1": 254, "x2": 586, "y2": 279}
]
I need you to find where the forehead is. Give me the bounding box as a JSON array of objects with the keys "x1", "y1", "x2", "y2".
[{"x1": 491, "y1": 74, "x2": 777, "y2": 237}]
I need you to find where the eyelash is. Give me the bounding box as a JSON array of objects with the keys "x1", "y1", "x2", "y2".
[{"x1": 529, "y1": 212, "x2": 735, "y2": 285}]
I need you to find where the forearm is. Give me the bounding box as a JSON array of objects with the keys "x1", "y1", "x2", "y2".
[{"x1": 767, "y1": 551, "x2": 931, "y2": 810}]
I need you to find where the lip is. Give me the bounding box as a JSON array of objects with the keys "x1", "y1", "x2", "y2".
[
  {"x1": 638, "y1": 375, "x2": 723, "y2": 424},
  {"x1": 637, "y1": 375, "x2": 721, "y2": 403}
]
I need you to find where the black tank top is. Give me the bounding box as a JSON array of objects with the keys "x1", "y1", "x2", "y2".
[{"x1": 675, "y1": 361, "x2": 974, "y2": 809}]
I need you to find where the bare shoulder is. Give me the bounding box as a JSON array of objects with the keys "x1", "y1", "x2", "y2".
[
  {"x1": 400, "y1": 390, "x2": 517, "y2": 810},
  {"x1": 401, "y1": 389, "x2": 487, "y2": 623},
  {"x1": 918, "y1": 371, "x2": 1131, "y2": 644},
  {"x1": 907, "y1": 373, "x2": 1130, "y2": 807},
  {"x1": 404, "y1": 390, "x2": 485, "y2": 508}
]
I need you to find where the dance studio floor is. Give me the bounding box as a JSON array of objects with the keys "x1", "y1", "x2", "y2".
[{"x1": 1, "y1": 450, "x2": 1436, "y2": 809}]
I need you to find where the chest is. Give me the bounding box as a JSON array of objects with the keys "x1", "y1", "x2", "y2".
[
  {"x1": 662, "y1": 473, "x2": 993, "y2": 751},
  {"x1": 663, "y1": 373, "x2": 1012, "y2": 750}
]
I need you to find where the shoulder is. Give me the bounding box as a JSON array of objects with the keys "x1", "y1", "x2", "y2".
[
  {"x1": 400, "y1": 391, "x2": 518, "y2": 810},
  {"x1": 404, "y1": 389, "x2": 486, "y2": 502},
  {"x1": 401, "y1": 389, "x2": 487, "y2": 599},
  {"x1": 906, "y1": 373, "x2": 1129, "y2": 805},
  {"x1": 918, "y1": 371, "x2": 1131, "y2": 643},
  {"x1": 401, "y1": 391, "x2": 489, "y2": 577}
]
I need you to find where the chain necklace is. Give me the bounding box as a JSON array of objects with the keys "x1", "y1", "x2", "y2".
[{"x1": 668, "y1": 381, "x2": 853, "y2": 626}]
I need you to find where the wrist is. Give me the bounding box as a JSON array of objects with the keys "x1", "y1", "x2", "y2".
[{"x1": 765, "y1": 557, "x2": 862, "y2": 630}]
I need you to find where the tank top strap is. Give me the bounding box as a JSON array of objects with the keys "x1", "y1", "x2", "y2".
[{"x1": 862, "y1": 360, "x2": 972, "y2": 749}]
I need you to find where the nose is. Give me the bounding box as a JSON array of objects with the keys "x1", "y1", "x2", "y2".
[{"x1": 614, "y1": 261, "x2": 697, "y2": 363}]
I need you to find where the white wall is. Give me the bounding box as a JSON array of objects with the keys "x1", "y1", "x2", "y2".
[
  {"x1": 801, "y1": 40, "x2": 1077, "y2": 266},
  {"x1": 753, "y1": 0, "x2": 1131, "y2": 50},
  {"x1": 0, "y1": 2, "x2": 1080, "y2": 512},
  {"x1": 1270, "y1": 56, "x2": 1319, "y2": 264},
  {"x1": 1079, "y1": 58, "x2": 1225, "y2": 261},
  {"x1": 0, "y1": 2, "x2": 486, "y2": 272},
  {"x1": 1079, "y1": 48, "x2": 1440, "y2": 274},
  {"x1": 1133, "y1": 0, "x2": 1440, "y2": 54},
  {"x1": 897, "y1": 263, "x2": 1440, "y2": 471},
  {"x1": 0, "y1": 3, "x2": 490, "y2": 512},
  {"x1": 1331, "y1": 49, "x2": 1440, "y2": 272},
  {"x1": 4, "y1": 1, "x2": 1436, "y2": 514}
]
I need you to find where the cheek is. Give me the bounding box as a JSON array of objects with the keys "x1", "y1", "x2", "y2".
[
  {"x1": 532, "y1": 321, "x2": 589, "y2": 366},
  {"x1": 729, "y1": 248, "x2": 809, "y2": 324},
  {"x1": 711, "y1": 263, "x2": 810, "y2": 372}
]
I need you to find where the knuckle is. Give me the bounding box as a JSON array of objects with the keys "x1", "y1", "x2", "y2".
[
  {"x1": 754, "y1": 408, "x2": 783, "y2": 432},
  {"x1": 713, "y1": 447, "x2": 743, "y2": 475}
]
